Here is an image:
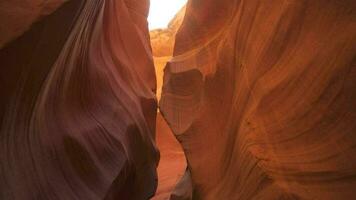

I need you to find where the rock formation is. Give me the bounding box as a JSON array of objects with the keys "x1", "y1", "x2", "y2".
[
  {"x1": 160, "y1": 0, "x2": 356, "y2": 199},
  {"x1": 149, "y1": 7, "x2": 187, "y2": 200},
  {"x1": 0, "y1": 0, "x2": 159, "y2": 199},
  {"x1": 0, "y1": 0, "x2": 68, "y2": 48},
  {"x1": 152, "y1": 114, "x2": 186, "y2": 200},
  {"x1": 150, "y1": 6, "x2": 186, "y2": 100},
  {"x1": 1, "y1": 0, "x2": 356, "y2": 199}
]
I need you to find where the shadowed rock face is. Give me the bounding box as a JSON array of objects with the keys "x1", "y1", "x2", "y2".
[
  {"x1": 0, "y1": 0, "x2": 68, "y2": 48},
  {"x1": 160, "y1": 0, "x2": 356, "y2": 199},
  {"x1": 149, "y1": 8, "x2": 188, "y2": 200},
  {"x1": 0, "y1": 0, "x2": 158, "y2": 199}
]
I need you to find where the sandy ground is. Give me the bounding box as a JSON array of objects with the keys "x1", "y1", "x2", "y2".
[{"x1": 152, "y1": 113, "x2": 186, "y2": 200}]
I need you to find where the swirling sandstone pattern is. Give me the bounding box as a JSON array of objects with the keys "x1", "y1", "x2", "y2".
[
  {"x1": 0, "y1": 0, "x2": 158, "y2": 199},
  {"x1": 160, "y1": 0, "x2": 356, "y2": 199}
]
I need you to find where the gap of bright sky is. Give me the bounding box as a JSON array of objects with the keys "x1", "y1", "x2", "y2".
[{"x1": 148, "y1": 0, "x2": 187, "y2": 30}]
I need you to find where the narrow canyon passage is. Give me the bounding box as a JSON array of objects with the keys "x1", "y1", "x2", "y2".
[
  {"x1": 148, "y1": 4, "x2": 188, "y2": 199},
  {"x1": 1, "y1": 0, "x2": 356, "y2": 200},
  {"x1": 152, "y1": 114, "x2": 186, "y2": 200}
]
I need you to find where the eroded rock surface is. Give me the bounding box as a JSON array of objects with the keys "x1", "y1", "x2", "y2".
[
  {"x1": 152, "y1": 113, "x2": 187, "y2": 200},
  {"x1": 150, "y1": 6, "x2": 186, "y2": 100},
  {"x1": 0, "y1": 0, "x2": 68, "y2": 48},
  {"x1": 160, "y1": 0, "x2": 356, "y2": 199},
  {"x1": 0, "y1": 0, "x2": 158, "y2": 199}
]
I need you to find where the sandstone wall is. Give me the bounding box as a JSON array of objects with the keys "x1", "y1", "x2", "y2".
[
  {"x1": 0, "y1": 0, "x2": 158, "y2": 199},
  {"x1": 160, "y1": 0, "x2": 356, "y2": 199}
]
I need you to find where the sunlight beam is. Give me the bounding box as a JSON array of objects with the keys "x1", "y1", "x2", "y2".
[{"x1": 148, "y1": 0, "x2": 187, "y2": 30}]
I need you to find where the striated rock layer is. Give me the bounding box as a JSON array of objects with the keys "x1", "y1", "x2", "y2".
[
  {"x1": 0, "y1": 0, "x2": 158, "y2": 199},
  {"x1": 160, "y1": 0, "x2": 356, "y2": 199}
]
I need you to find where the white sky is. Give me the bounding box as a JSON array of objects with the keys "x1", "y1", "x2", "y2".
[{"x1": 148, "y1": 0, "x2": 187, "y2": 30}]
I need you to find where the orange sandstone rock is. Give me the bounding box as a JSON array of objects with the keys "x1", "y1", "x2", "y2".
[
  {"x1": 160, "y1": 0, "x2": 356, "y2": 199},
  {"x1": 150, "y1": 6, "x2": 186, "y2": 101}
]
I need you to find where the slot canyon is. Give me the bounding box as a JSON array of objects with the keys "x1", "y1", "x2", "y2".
[{"x1": 0, "y1": 0, "x2": 355, "y2": 200}]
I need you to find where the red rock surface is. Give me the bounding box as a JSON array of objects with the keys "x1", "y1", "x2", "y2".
[
  {"x1": 0, "y1": 0, "x2": 158, "y2": 199},
  {"x1": 160, "y1": 0, "x2": 356, "y2": 199},
  {"x1": 2, "y1": 0, "x2": 356, "y2": 199},
  {"x1": 0, "y1": 0, "x2": 68, "y2": 48},
  {"x1": 152, "y1": 113, "x2": 186, "y2": 200},
  {"x1": 149, "y1": 8, "x2": 187, "y2": 199}
]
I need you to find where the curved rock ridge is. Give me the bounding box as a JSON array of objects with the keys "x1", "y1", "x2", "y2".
[
  {"x1": 0, "y1": 0, "x2": 158, "y2": 199},
  {"x1": 160, "y1": 0, "x2": 356, "y2": 199}
]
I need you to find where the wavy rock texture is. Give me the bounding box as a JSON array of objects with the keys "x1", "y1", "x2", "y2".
[
  {"x1": 160, "y1": 0, "x2": 356, "y2": 199},
  {"x1": 0, "y1": 0, "x2": 158, "y2": 200}
]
